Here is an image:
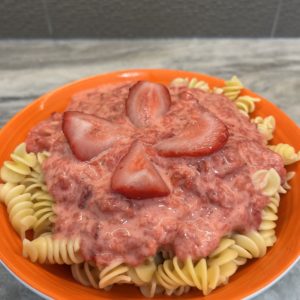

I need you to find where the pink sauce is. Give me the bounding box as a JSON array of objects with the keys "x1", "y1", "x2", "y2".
[{"x1": 26, "y1": 83, "x2": 286, "y2": 266}]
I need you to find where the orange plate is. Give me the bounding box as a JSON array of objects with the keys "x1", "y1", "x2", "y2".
[{"x1": 0, "y1": 69, "x2": 300, "y2": 300}]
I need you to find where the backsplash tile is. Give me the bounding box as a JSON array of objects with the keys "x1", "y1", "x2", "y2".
[
  {"x1": 0, "y1": 0, "x2": 49, "y2": 38},
  {"x1": 0, "y1": 0, "x2": 298, "y2": 38},
  {"x1": 275, "y1": 0, "x2": 300, "y2": 37},
  {"x1": 46, "y1": 0, "x2": 278, "y2": 38}
]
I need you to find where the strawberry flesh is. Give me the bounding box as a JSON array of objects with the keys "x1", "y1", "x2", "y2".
[
  {"x1": 126, "y1": 81, "x2": 171, "y2": 128},
  {"x1": 62, "y1": 111, "x2": 123, "y2": 161},
  {"x1": 111, "y1": 141, "x2": 170, "y2": 199},
  {"x1": 155, "y1": 109, "x2": 229, "y2": 157}
]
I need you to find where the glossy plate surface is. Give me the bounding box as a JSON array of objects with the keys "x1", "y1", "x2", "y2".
[{"x1": 0, "y1": 69, "x2": 300, "y2": 300}]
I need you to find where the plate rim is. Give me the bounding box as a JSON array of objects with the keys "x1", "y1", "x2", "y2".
[{"x1": 0, "y1": 68, "x2": 300, "y2": 300}]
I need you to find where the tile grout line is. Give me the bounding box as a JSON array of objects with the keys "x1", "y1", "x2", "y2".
[
  {"x1": 270, "y1": 0, "x2": 283, "y2": 38},
  {"x1": 41, "y1": 0, "x2": 53, "y2": 37}
]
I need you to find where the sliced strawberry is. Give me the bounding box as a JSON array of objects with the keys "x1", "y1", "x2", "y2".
[
  {"x1": 155, "y1": 109, "x2": 229, "y2": 157},
  {"x1": 111, "y1": 141, "x2": 170, "y2": 199},
  {"x1": 62, "y1": 111, "x2": 122, "y2": 161},
  {"x1": 126, "y1": 81, "x2": 171, "y2": 128}
]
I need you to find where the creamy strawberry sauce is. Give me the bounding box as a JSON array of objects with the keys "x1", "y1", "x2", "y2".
[{"x1": 26, "y1": 82, "x2": 286, "y2": 266}]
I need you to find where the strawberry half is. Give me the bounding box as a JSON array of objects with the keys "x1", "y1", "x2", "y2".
[
  {"x1": 155, "y1": 110, "x2": 229, "y2": 157},
  {"x1": 62, "y1": 111, "x2": 123, "y2": 161},
  {"x1": 126, "y1": 81, "x2": 171, "y2": 128},
  {"x1": 111, "y1": 141, "x2": 170, "y2": 199}
]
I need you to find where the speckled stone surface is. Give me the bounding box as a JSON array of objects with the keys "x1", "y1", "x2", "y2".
[{"x1": 0, "y1": 39, "x2": 299, "y2": 300}]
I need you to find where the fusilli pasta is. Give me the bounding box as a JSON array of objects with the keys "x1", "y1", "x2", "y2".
[
  {"x1": 252, "y1": 116, "x2": 276, "y2": 141},
  {"x1": 252, "y1": 168, "x2": 282, "y2": 197},
  {"x1": 251, "y1": 168, "x2": 294, "y2": 248},
  {"x1": 99, "y1": 261, "x2": 131, "y2": 289},
  {"x1": 23, "y1": 233, "x2": 83, "y2": 265},
  {"x1": 223, "y1": 76, "x2": 243, "y2": 101},
  {"x1": 232, "y1": 232, "x2": 266, "y2": 259},
  {"x1": 283, "y1": 171, "x2": 295, "y2": 190},
  {"x1": 32, "y1": 193, "x2": 55, "y2": 237},
  {"x1": 170, "y1": 77, "x2": 210, "y2": 92},
  {"x1": 269, "y1": 143, "x2": 300, "y2": 165},
  {"x1": 0, "y1": 144, "x2": 36, "y2": 183},
  {"x1": 71, "y1": 262, "x2": 100, "y2": 289},
  {"x1": 71, "y1": 258, "x2": 162, "y2": 296},
  {"x1": 128, "y1": 258, "x2": 157, "y2": 286},
  {"x1": 234, "y1": 96, "x2": 260, "y2": 116},
  {"x1": 0, "y1": 144, "x2": 54, "y2": 237},
  {"x1": 212, "y1": 87, "x2": 224, "y2": 95},
  {"x1": 259, "y1": 193, "x2": 279, "y2": 247},
  {"x1": 0, "y1": 183, "x2": 36, "y2": 238},
  {"x1": 154, "y1": 254, "x2": 235, "y2": 296}
]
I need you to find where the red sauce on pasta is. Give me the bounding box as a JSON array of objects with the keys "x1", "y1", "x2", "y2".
[{"x1": 26, "y1": 83, "x2": 286, "y2": 266}]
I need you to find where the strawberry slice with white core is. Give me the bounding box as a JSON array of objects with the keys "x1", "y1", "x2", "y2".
[
  {"x1": 155, "y1": 110, "x2": 229, "y2": 157},
  {"x1": 62, "y1": 111, "x2": 122, "y2": 161},
  {"x1": 126, "y1": 81, "x2": 171, "y2": 128},
  {"x1": 111, "y1": 141, "x2": 170, "y2": 199}
]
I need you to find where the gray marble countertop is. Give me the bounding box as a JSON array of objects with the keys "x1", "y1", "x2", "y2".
[{"x1": 0, "y1": 39, "x2": 299, "y2": 300}]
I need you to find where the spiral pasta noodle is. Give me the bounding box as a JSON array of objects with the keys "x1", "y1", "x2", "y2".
[
  {"x1": 170, "y1": 77, "x2": 189, "y2": 87},
  {"x1": 212, "y1": 87, "x2": 224, "y2": 94},
  {"x1": 252, "y1": 168, "x2": 283, "y2": 197},
  {"x1": 71, "y1": 258, "x2": 161, "y2": 295},
  {"x1": 232, "y1": 232, "x2": 267, "y2": 259},
  {"x1": 257, "y1": 169, "x2": 293, "y2": 247},
  {"x1": 21, "y1": 173, "x2": 55, "y2": 237},
  {"x1": 0, "y1": 143, "x2": 49, "y2": 184},
  {"x1": 31, "y1": 191, "x2": 55, "y2": 237},
  {"x1": 154, "y1": 254, "x2": 236, "y2": 296},
  {"x1": 0, "y1": 144, "x2": 36, "y2": 183},
  {"x1": 128, "y1": 258, "x2": 157, "y2": 286},
  {"x1": 259, "y1": 193, "x2": 279, "y2": 247},
  {"x1": 234, "y1": 96, "x2": 260, "y2": 116},
  {"x1": 91, "y1": 258, "x2": 157, "y2": 290},
  {"x1": 207, "y1": 238, "x2": 239, "y2": 286},
  {"x1": 0, "y1": 183, "x2": 36, "y2": 239},
  {"x1": 0, "y1": 144, "x2": 54, "y2": 237},
  {"x1": 33, "y1": 151, "x2": 50, "y2": 173},
  {"x1": 268, "y1": 143, "x2": 300, "y2": 165},
  {"x1": 26, "y1": 163, "x2": 55, "y2": 236},
  {"x1": 223, "y1": 76, "x2": 243, "y2": 101},
  {"x1": 170, "y1": 77, "x2": 210, "y2": 92},
  {"x1": 283, "y1": 172, "x2": 295, "y2": 190},
  {"x1": 187, "y1": 78, "x2": 210, "y2": 92},
  {"x1": 99, "y1": 261, "x2": 132, "y2": 288},
  {"x1": 154, "y1": 237, "x2": 242, "y2": 297},
  {"x1": 251, "y1": 168, "x2": 292, "y2": 247},
  {"x1": 252, "y1": 116, "x2": 276, "y2": 141},
  {"x1": 23, "y1": 233, "x2": 83, "y2": 265},
  {"x1": 71, "y1": 262, "x2": 100, "y2": 289}
]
